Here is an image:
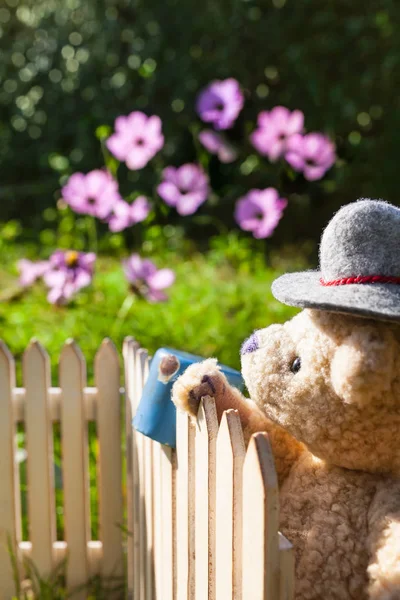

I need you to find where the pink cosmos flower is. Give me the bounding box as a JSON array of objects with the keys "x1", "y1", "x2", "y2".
[
  {"x1": 106, "y1": 111, "x2": 164, "y2": 170},
  {"x1": 250, "y1": 106, "x2": 304, "y2": 162},
  {"x1": 235, "y1": 188, "x2": 287, "y2": 239},
  {"x1": 198, "y1": 130, "x2": 237, "y2": 163},
  {"x1": 157, "y1": 163, "x2": 209, "y2": 216},
  {"x1": 62, "y1": 170, "x2": 121, "y2": 218},
  {"x1": 43, "y1": 250, "x2": 96, "y2": 305},
  {"x1": 196, "y1": 78, "x2": 244, "y2": 130},
  {"x1": 123, "y1": 254, "x2": 175, "y2": 302},
  {"x1": 107, "y1": 196, "x2": 151, "y2": 232},
  {"x1": 285, "y1": 133, "x2": 336, "y2": 181},
  {"x1": 17, "y1": 259, "x2": 50, "y2": 287}
]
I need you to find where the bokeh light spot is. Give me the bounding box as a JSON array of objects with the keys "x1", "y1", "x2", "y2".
[{"x1": 348, "y1": 131, "x2": 361, "y2": 145}]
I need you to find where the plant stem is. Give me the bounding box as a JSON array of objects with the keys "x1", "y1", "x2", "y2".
[
  {"x1": 87, "y1": 216, "x2": 98, "y2": 253},
  {"x1": 111, "y1": 294, "x2": 135, "y2": 338}
]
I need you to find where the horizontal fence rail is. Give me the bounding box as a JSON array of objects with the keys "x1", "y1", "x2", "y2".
[{"x1": 0, "y1": 337, "x2": 294, "y2": 599}]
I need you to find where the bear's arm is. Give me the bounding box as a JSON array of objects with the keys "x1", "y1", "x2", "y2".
[
  {"x1": 367, "y1": 478, "x2": 400, "y2": 599},
  {"x1": 172, "y1": 359, "x2": 304, "y2": 484}
]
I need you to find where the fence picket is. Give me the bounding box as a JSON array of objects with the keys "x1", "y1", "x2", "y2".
[
  {"x1": 95, "y1": 339, "x2": 123, "y2": 581},
  {"x1": 242, "y1": 433, "x2": 280, "y2": 600},
  {"x1": 123, "y1": 337, "x2": 140, "y2": 600},
  {"x1": 0, "y1": 341, "x2": 20, "y2": 596},
  {"x1": 134, "y1": 347, "x2": 147, "y2": 600},
  {"x1": 175, "y1": 409, "x2": 195, "y2": 600},
  {"x1": 59, "y1": 341, "x2": 90, "y2": 596},
  {"x1": 144, "y1": 434, "x2": 154, "y2": 599},
  {"x1": 152, "y1": 441, "x2": 163, "y2": 600},
  {"x1": 216, "y1": 409, "x2": 246, "y2": 600},
  {"x1": 23, "y1": 341, "x2": 55, "y2": 577},
  {"x1": 195, "y1": 396, "x2": 218, "y2": 600},
  {"x1": 140, "y1": 352, "x2": 155, "y2": 600},
  {"x1": 160, "y1": 445, "x2": 175, "y2": 600}
]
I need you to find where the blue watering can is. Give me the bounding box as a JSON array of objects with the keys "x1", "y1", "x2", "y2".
[{"x1": 133, "y1": 347, "x2": 244, "y2": 448}]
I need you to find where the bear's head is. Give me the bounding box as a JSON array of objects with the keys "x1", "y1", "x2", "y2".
[{"x1": 241, "y1": 308, "x2": 400, "y2": 474}]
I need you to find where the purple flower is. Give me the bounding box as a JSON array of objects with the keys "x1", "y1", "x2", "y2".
[
  {"x1": 62, "y1": 170, "x2": 121, "y2": 218},
  {"x1": 157, "y1": 163, "x2": 209, "y2": 216},
  {"x1": 43, "y1": 250, "x2": 96, "y2": 305},
  {"x1": 196, "y1": 78, "x2": 244, "y2": 130},
  {"x1": 107, "y1": 196, "x2": 151, "y2": 232},
  {"x1": 17, "y1": 259, "x2": 50, "y2": 287},
  {"x1": 123, "y1": 254, "x2": 175, "y2": 302},
  {"x1": 106, "y1": 111, "x2": 164, "y2": 170},
  {"x1": 235, "y1": 188, "x2": 287, "y2": 239},
  {"x1": 285, "y1": 133, "x2": 336, "y2": 181},
  {"x1": 250, "y1": 106, "x2": 304, "y2": 162},
  {"x1": 198, "y1": 130, "x2": 237, "y2": 163}
]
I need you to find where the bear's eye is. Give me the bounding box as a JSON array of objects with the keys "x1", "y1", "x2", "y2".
[{"x1": 290, "y1": 357, "x2": 301, "y2": 374}]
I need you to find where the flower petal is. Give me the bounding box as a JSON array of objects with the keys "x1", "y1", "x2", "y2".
[
  {"x1": 47, "y1": 286, "x2": 64, "y2": 304},
  {"x1": 285, "y1": 151, "x2": 305, "y2": 171},
  {"x1": 147, "y1": 268, "x2": 175, "y2": 291},
  {"x1": 157, "y1": 182, "x2": 179, "y2": 206}
]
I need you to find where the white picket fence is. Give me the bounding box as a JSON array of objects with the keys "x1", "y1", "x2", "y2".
[{"x1": 0, "y1": 337, "x2": 294, "y2": 599}]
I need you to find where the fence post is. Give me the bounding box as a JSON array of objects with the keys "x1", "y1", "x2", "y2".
[
  {"x1": 175, "y1": 408, "x2": 196, "y2": 600},
  {"x1": 95, "y1": 339, "x2": 123, "y2": 583},
  {"x1": 195, "y1": 396, "x2": 218, "y2": 600},
  {"x1": 215, "y1": 409, "x2": 246, "y2": 600},
  {"x1": 242, "y1": 433, "x2": 280, "y2": 600},
  {"x1": 123, "y1": 337, "x2": 140, "y2": 600},
  {"x1": 23, "y1": 341, "x2": 55, "y2": 577},
  {"x1": 0, "y1": 341, "x2": 20, "y2": 597},
  {"x1": 160, "y1": 445, "x2": 175, "y2": 600},
  {"x1": 59, "y1": 340, "x2": 90, "y2": 596}
]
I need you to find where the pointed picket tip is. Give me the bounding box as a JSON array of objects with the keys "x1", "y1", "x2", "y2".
[
  {"x1": 100, "y1": 337, "x2": 117, "y2": 351},
  {"x1": 245, "y1": 432, "x2": 278, "y2": 492},
  {"x1": 23, "y1": 339, "x2": 49, "y2": 363},
  {"x1": 60, "y1": 339, "x2": 84, "y2": 361},
  {"x1": 122, "y1": 337, "x2": 140, "y2": 360},
  {"x1": 94, "y1": 340, "x2": 120, "y2": 381},
  {"x1": 218, "y1": 409, "x2": 246, "y2": 457},
  {"x1": 94, "y1": 338, "x2": 119, "y2": 370},
  {"x1": 197, "y1": 395, "x2": 218, "y2": 440},
  {"x1": 137, "y1": 346, "x2": 149, "y2": 359},
  {"x1": 0, "y1": 339, "x2": 14, "y2": 364},
  {"x1": 22, "y1": 340, "x2": 51, "y2": 390},
  {"x1": 0, "y1": 340, "x2": 15, "y2": 389},
  {"x1": 123, "y1": 336, "x2": 139, "y2": 348},
  {"x1": 60, "y1": 340, "x2": 86, "y2": 389},
  {"x1": 137, "y1": 347, "x2": 150, "y2": 374}
]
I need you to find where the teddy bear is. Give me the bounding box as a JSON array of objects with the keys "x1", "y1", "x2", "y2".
[{"x1": 172, "y1": 199, "x2": 400, "y2": 600}]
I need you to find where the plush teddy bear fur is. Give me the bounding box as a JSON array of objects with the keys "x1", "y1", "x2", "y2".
[{"x1": 172, "y1": 309, "x2": 400, "y2": 599}]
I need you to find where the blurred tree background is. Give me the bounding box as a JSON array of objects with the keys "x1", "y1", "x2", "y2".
[{"x1": 0, "y1": 0, "x2": 398, "y2": 248}]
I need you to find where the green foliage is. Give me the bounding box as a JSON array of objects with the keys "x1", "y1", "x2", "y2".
[
  {"x1": 0, "y1": 0, "x2": 399, "y2": 244},
  {"x1": 0, "y1": 241, "x2": 298, "y2": 382}
]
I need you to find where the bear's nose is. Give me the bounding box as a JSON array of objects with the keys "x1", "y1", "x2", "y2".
[{"x1": 240, "y1": 332, "x2": 259, "y2": 355}]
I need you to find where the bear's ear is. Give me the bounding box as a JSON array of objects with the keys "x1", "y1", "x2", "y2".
[{"x1": 330, "y1": 325, "x2": 396, "y2": 405}]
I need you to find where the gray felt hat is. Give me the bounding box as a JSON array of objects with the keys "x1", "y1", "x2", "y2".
[{"x1": 272, "y1": 199, "x2": 400, "y2": 322}]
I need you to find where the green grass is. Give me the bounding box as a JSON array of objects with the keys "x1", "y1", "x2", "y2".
[
  {"x1": 8, "y1": 535, "x2": 125, "y2": 599},
  {"x1": 0, "y1": 244, "x2": 299, "y2": 383}
]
